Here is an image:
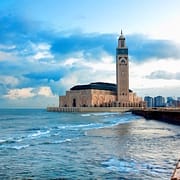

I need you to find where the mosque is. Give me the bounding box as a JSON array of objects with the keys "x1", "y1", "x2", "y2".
[{"x1": 59, "y1": 31, "x2": 144, "y2": 108}]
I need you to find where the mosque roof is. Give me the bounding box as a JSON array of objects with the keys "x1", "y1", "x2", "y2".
[{"x1": 70, "y1": 82, "x2": 133, "y2": 93}]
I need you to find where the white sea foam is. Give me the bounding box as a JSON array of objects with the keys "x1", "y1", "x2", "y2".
[
  {"x1": 10, "y1": 144, "x2": 30, "y2": 150},
  {"x1": 55, "y1": 138, "x2": 72, "y2": 144},
  {"x1": 16, "y1": 138, "x2": 24, "y2": 142},
  {"x1": 0, "y1": 139, "x2": 6, "y2": 143},
  {"x1": 58, "y1": 123, "x2": 102, "y2": 130},
  {"x1": 81, "y1": 114, "x2": 91, "y2": 117},
  {"x1": 102, "y1": 158, "x2": 137, "y2": 173},
  {"x1": 42, "y1": 138, "x2": 72, "y2": 145},
  {"x1": 102, "y1": 157, "x2": 167, "y2": 176},
  {"x1": 28, "y1": 130, "x2": 50, "y2": 138},
  {"x1": 80, "y1": 112, "x2": 121, "y2": 117},
  {"x1": 91, "y1": 112, "x2": 120, "y2": 116},
  {"x1": 0, "y1": 139, "x2": 16, "y2": 144},
  {"x1": 49, "y1": 138, "x2": 72, "y2": 144}
]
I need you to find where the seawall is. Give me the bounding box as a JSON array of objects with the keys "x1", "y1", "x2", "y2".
[
  {"x1": 132, "y1": 108, "x2": 180, "y2": 125},
  {"x1": 47, "y1": 107, "x2": 133, "y2": 112}
]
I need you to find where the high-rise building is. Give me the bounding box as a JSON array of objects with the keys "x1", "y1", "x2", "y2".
[
  {"x1": 154, "y1": 96, "x2": 165, "y2": 107},
  {"x1": 144, "y1": 96, "x2": 153, "y2": 107},
  {"x1": 167, "y1": 97, "x2": 175, "y2": 107}
]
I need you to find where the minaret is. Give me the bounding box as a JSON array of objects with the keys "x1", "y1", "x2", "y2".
[{"x1": 116, "y1": 30, "x2": 129, "y2": 103}]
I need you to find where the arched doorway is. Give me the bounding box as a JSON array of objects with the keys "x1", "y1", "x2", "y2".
[{"x1": 72, "y1": 98, "x2": 76, "y2": 107}]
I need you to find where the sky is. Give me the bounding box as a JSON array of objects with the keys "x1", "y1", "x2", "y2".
[{"x1": 0, "y1": 0, "x2": 180, "y2": 108}]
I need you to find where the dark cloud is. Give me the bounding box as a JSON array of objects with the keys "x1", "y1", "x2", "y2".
[
  {"x1": 24, "y1": 69, "x2": 67, "y2": 81},
  {"x1": 1, "y1": 15, "x2": 180, "y2": 63},
  {"x1": 127, "y1": 34, "x2": 180, "y2": 61},
  {"x1": 146, "y1": 70, "x2": 180, "y2": 80},
  {"x1": 51, "y1": 33, "x2": 116, "y2": 58}
]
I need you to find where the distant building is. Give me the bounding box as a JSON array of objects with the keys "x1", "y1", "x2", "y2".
[
  {"x1": 144, "y1": 96, "x2": 153, "y2": 107},
  {"x1": 59, "y1": 31, "x2": 145, "y2": 108},
  {"x1": 167, "y1": 97, "x2": 175, "y2": 107},
  {"x1": 154, "y1": 96, "x2": 165, "y2": 107},
  {"x1": 177, "y1": 98, "x2": 180, "y2": 107}
]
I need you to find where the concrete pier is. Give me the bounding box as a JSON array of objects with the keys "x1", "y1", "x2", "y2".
[
  {"x1": 171, "y1": 159, "x2": 180, "y2": 180},
  {"x1": 47, "y1": 106, "x2": 133, "y2": 113}
]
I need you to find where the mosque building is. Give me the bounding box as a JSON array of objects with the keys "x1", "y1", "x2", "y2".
[{"x1": 59, "y1": 31, "x2": 144, "y2": 108}]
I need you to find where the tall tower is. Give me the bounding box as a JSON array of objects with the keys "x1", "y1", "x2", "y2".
[{"x1": 116, "y1": 30, "x2": 129, "y2": 103}]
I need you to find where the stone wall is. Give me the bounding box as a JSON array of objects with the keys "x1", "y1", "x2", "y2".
[{"x1": 59, "y1": 89, "x2": 116, "y2": 107}]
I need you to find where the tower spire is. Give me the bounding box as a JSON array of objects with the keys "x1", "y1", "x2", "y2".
[{"x1": 118, "y1": 30, "x2": 125, "y2": 47}]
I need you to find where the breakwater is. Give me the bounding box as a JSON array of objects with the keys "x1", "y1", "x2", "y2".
[{"x1": 132, "y1": 108, "x2": 180, "y2": 125}]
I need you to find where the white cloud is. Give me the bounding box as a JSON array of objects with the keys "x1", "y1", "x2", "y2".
[
  {"x1": 58, "y1": 53, "x2": 116, "y2": 92},
  {"x1": 135, "y1": 85, "x2": 180, "y2": 98},
  {"x1": 0, "y1": 51, "x2": 17, "y2": 61},
  {"x1": 0, "y1": 76, "x2": 19, "y2": 87},
  {"x1": 33, "y1": 51, "x2": 54, "y2": 60},
  {"x1": 27, "y1": 42, "x2": 54, "y2": 61},
  {"x1": 130, "y1": 59, "x2": 180, "y2": 86},
  {"x1": 129, "y1": 58, "x2": 180, "y2": 97},
  {"x1": 148, "y1": 15, "x2": 180, "y2": 43},
  {"x1": 59, "y1": 74, "x2": 79, "y2": 91},
  {"x1": 63, "y1": 57, "x2": 80, "y2": 66},
  {"x1": 36, "y1": 43, "x2": 51, "y2": 50},
  {"x1": 81, "y1": 54, "x2": 115, "y2": 72},
  {"x1": 4, "y1": 86, "x2": 54, "y2": 99},
  {"x1": 0, "y1": 44, "x2": 16, "y2": 50},
  {"x1": 37, "y1": 86, "x2": 54, "y2": 97},
  {"x1": 4, "y1": 88, "x2": 35, "y2": 99},
  {"x1": 30, "y1": 42, "x2": 51, "y2": 51}
]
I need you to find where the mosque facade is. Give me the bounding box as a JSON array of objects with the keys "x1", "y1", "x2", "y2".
[{"x1": 59, "y1": 31, "x2": 144, "y2": 108}]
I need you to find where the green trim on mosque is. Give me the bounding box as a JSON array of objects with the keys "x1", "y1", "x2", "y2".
[{"x1": 116, "y1": 48, "x2": 128, "y2": 55}]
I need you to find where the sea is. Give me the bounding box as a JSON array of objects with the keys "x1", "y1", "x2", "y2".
[{"x1": 0, "y1": 109, "x2": 179, "y2": 180}]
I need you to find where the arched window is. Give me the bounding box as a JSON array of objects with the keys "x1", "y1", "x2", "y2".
[{"x1": 121, "y1": 59, "x2": 126, "y2": 64}]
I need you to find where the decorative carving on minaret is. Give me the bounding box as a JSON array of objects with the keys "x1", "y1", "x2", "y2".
[{"x1": 116, "y1": 31, "x2": 129, "y2": 103}]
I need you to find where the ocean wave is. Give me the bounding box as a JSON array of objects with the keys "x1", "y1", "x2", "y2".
[
  {"x1": 57, "y1": 115, "x2": 140, "y2": 131},
  {"x1": 25, "y1": 127, "x2": 42, "y2": 131},
  {"x1": 0, "y1": 144, "x2": 30, "y2": 150},
  {"x1": 0, "y1": 139, "x2": 16, "y2": 145},
  {"x1": 54, "y1": 138, "x2": 72, "y2": 144},
  {"x1": 40, "y1": 138, "x2": 72, "y2": 145},
  {"x1": 81, "y1": 114, "x2": 91, "y2": 117},
  {"x1": 57, "y1": 123, "x2": 102, "y2": 130},
  {"x1": 10, "y1": 144, "x2": 30, "y2": 150},
  {"x1": 102, "y1": 158, "x2": 137, "y2": 173},
  {"x1": 102, "y1": 157, "x2": 168, "y2": 176},
  {"x1": 80, "y1": 112, "x2": 122, "y2": 118},
  {"x1": 28, "y1": 130, "x2": 50, "y2": 138}
]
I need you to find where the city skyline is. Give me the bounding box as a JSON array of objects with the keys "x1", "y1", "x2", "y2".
[{"x1": 0, "y1": 0, "x2": 180, "y2": 108}]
